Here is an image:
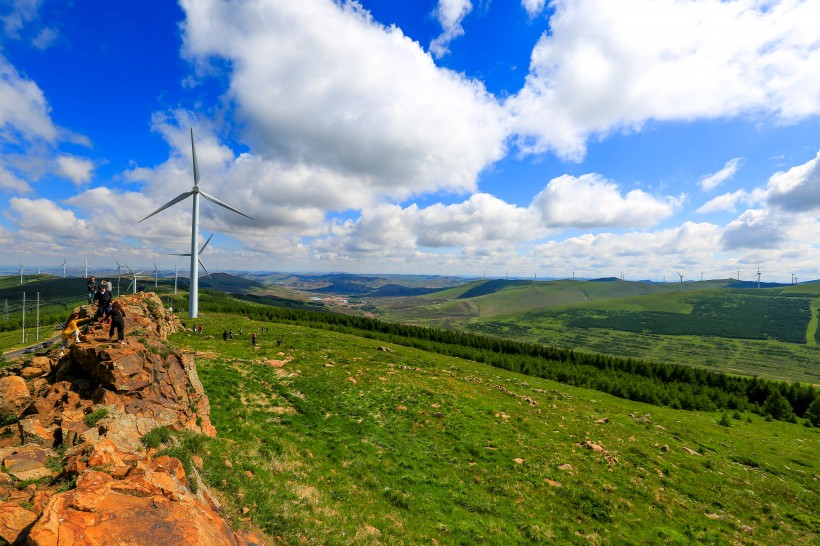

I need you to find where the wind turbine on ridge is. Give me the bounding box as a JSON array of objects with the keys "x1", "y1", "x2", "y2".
[
  {"x1": 139, "y1": 129, "x2": 253, "y2": 318},
  {"x1": 60, "y1": 259, "x2": 67, "y2": 279},
  {"x1": 169, "y1": 234, "x2": 214, "y2": 279}
]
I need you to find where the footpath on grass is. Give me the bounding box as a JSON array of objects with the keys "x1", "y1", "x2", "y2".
[{"x1": 0, "y1": 292, "x2": 262, "y2": 545}]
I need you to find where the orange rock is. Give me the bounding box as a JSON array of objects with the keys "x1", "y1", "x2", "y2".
[
  {"x1": 0, "y1": 376, "x2": 30, "y2": 415},
  {"x1": 0, "y1": 501, "x2": 38, "y2": 545}
]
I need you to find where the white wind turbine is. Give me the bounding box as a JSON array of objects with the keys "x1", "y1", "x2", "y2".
[
  {"x1": 153, "y1": 262, "x2": 159, "y2": 288},
  {"x1": 169, "y1": 234, "x2": 214, "y2": 281},
  {"x1": 114, "y1": 260, "x2": 124, "y2": 297},
  {"x1": 756, "y1": 267, "x2": 762, "y2": 289},
  {"x1": 139, "y1": 129, "x2": 252, "y2": 318},
  {"x1": 60, "y1": 259, "x2": 67, "y2": 279},
  {"x1": 124, "y1": 264, "x2": 144, "y2": 295},
  {"x1": 677, "y1": 272, "x2": 684, "y2": 291},
  {"x1": 18, "y1": 263, "x2": 23, "y2": 285}
]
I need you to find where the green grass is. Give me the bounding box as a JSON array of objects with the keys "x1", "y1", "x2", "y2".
[
  {"x1": 375, "y1": 281, "x2": 820, "y2": 384},
  {"x1": 166, "y1": 313, "x2": 819, "y2": 545}
]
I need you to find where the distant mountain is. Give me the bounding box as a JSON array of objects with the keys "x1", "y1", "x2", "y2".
[{"x1": 365, "y1": 284, "x2": 446, "y2": 297}]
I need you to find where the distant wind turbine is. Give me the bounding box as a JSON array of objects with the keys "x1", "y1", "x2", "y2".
[
  {"x1": 60, "y1": 259, "x2": 67, "y2": 279},
  {"x1": 153, "y1": 262, "x2": 159, "y2": 288},
  {"x1": 677, "y1": 273, "x2": 684, "y2": 291},
  {"x1": 139, "y1": 129, "x2": 253, "y2": 318},
  {"x1": 18, "y1": 263, "x2": 23, "y2": 285},
  {"x1": 756, "y1": 267, "x2": 762, "y2": 289},
  {"x1": 124, "y1": 264, "x2": 144, "y2": 295},
  {"x1": 114, "y1": 260, "x2": 124, "y2": 297},
  {"x1": 169, "y1": 234, "x2": 214, "y2": 280}
]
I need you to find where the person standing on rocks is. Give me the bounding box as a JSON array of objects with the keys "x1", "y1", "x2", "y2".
[
  {"x1": 108, "y1": 301, "x2": 127, "y2": 344},
  {"x1": 93, "y1": 282, "x2": 112, "y2": 322},
  {"x1": 59, "y1": 312, "x2": 91, "y2": 357},
  {"x1": 87, "y1": 276, "x2": 97, "y2": 303}
]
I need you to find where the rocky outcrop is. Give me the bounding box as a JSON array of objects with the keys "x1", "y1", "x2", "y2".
[{"x1": 0, "y1": 292, "x2": 261, "y2": 545}]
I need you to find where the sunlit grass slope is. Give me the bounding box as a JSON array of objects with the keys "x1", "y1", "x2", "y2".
[{"x1": 165, "y1": 314, "x2": 819, "y2": 545}]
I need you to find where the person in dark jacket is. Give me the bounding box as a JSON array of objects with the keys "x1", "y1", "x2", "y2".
[
  {"x1": 93, "y1": 284, "x2": 113, "y2": 321},
  {"x1": 108, "y1": 301, "x2": 127, "y2": 344}
]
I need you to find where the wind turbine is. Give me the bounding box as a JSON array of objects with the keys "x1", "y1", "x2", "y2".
[
  {"x1": 169, "y1": 234, "x2": 214, "y2": 280},
  {"x1": 123, "y1": 264, "x2": 144, "y2": 295},
  {"x1": 174, "y1": 263, "x2": 178, "y2": 295},
  {"x1": 677, "y1": 273, "x2": 684, "y2": 291},
  {"x1": 756, "y1": 267, "x2": 762, "y2": 289},
  {"x1": 139, "y1": 128, "x2": 253, "y2": 318},
  {"x1": 153, "y1": 262, "x2": 159, "y2": 288},
  {"x1": 60, "y1": 259, "x2": 67, "y2": 279},
  {"x1": 114, "y1": 260, "x2": 124, "y2": 297},
  {"x1": 18, "y1": 263, "x2": 23, "y2": 285}
]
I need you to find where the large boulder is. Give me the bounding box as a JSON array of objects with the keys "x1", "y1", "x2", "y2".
[{"x1": 0, "y1": 376, "x2": 30, "y2": 416}]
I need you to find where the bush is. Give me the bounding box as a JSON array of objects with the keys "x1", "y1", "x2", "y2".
[
  {"x1": 804, "y1": 399, "x2": 820, "y2": 427},
  {"x1": 763, "y1": 391, "x2": 796, "y2": 422},
  {"x1": 83, "y1": 408, "x2": 110, "y2": 427}
]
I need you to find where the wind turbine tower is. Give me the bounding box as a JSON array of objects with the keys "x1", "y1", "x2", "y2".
[
  {"x1": 139, "y1": 129, "x2": 253, "y2": 318},
  {"x1": 18, "y1": 264, "x2": 23, "y2": 285},
  {"x1": 153, "y1": 262, "x2": 159, "y2": 288},
  {"x1": 678, "y1": 273, "x2": 684, "y2": 292},
  {"x1": 61, "y1": 260, "x2": 67, "y2": 279},
  {"x1": 756, "y1": 268, "x2": 762, "y2": 289}
]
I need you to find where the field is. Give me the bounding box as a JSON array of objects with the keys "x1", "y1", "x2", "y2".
[
  {"x1": 161, "y1": 313, "x2": 819, "y2": 545},
  {"x1": 374, "y1": 280, "x2": 820, "y2": 384}
]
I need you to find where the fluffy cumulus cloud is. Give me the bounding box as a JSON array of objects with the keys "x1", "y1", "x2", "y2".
[
  {"x1": 5, "y1": 197, "x2": 93, "y2": 243},
  {"x1": 530, "y1": 221, "x2": 723, "y2": 277},
  {"x1": 700, "y1": 157, "x2": 743, "y2": 191},
  {"x1": 521, "y1": 0, "x2": 547, "y2": 18},
  {"x1": 430, "y1": 0, "x2": 473, "y2": 58},
  {"x1": 0, "y1": 55, "x2": 58, "y2": 143},
  {"x1": 764, "y1": 150, "x2": 820, "y2": 213},
  {"x1": 180, "y1": 0, "x2": 508, "y2": 201},
  {"x1": 530, "y1": 173, "x2": 680, "y2": 228},
  {"x1": 506, "y1": 0, "x2": 820, "y2": 160},
  {"x1": 720, "y1": 209, "x2": 785, "y2": 250},
  {"x1": 57, "y1": 154, "x2": 94, "y2": 185}
]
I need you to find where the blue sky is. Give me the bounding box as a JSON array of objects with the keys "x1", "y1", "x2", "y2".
[{"x1": 1, "y1": 0, "x2": 819, "y2": 283}]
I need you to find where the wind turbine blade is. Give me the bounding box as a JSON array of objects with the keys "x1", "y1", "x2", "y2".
[
  {"x1": 198, "y1": 258, "x2": 211, "y2": 278},
  {"x1": 138, "y1": 191, "x2": 194, "y2": 223},
  {"x1": 199, "y1": 191, "x2": 254, "y2": 220},
  {"x1": 168, "y1": 253, "x2": 190, "y2": 257},
  {"x1": 200, "y1": 233, "x2": 214, "y2": 253},
  {"x1": 191, "y1": 128, "x2": 200, "y2": 186}
]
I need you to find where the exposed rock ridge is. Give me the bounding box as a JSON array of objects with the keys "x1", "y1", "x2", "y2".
[{"x1": 0, "y1": 292, "x2": 262, "y2": 545}]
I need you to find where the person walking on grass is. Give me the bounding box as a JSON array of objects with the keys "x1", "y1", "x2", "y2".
[
  {"x1": 252, "y1": 332, "x2": 257, "y2": 347},
  {"x1": 59, "y1": 312, "x2": 91, "y2": 357},
  {"x1": 108, "y1": 301, "x2": 127, "y2": 345}
]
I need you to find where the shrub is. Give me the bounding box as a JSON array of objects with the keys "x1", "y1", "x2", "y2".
[
  {"x1": 804, "y1": 399, "x2": 820, "y2": 427},
  {"x1": 83, "y1": 408, "x2": 110, "y2": 427}
]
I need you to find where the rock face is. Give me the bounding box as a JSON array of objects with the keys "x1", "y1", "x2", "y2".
[{"x1": 0, "y1": 292, "x2": 260, "y2": 545}]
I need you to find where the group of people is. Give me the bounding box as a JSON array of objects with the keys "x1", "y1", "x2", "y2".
[
  {"x1": 60, "y1": 276, "x2": 129, "y2": 356},
  {"x1": 221, "y1": 327, "x2": 281, "y2": 347}
]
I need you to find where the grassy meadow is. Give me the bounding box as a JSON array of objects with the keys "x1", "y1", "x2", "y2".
[
  {"x1": 161, "y1": 312, "x2": 818, "y2": 545},
  {"x1": 374, "y1": 280, "x2": 820, "y2": 384}
]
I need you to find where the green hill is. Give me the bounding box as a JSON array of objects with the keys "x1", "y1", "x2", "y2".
[
  {"x1": 162, "y1": 309, "x2": 819, "y2": 545},
  {"x1": 374, "y1": 280, "x2": 820, "y2": 384}
]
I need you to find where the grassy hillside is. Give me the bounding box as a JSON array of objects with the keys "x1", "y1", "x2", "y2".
[
  {"x1": 163, "y1": 313, "x2": 819, "y2": 545},
  {"x1": 374, "y1": 280, "x2": 820, "y2": 384}
]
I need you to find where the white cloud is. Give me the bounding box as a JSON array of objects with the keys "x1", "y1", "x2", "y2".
[
  {"x1": 32, "y1": 27, "x2": 57, "y2": 49},
  {"x1": 429, "y1": 0, "x2": 473, "y2": 59},
  {"x1": 1, "y1": 0, "x2": 43, "y2": 38},
  {"x1": 764, "y1": 150, "x2": 820, "y2": 213},
  {"x1": 720, "y1": 209, "x2": 784, "y2": 250},
  {"x1": 6, "y1": 197, "x2": 93, "y2": 242},
  {"x1": 700, "y1": 157, "x2": 743, "y2": 191},
  {"x1": 0, "y1": 166, "x2": 30, "y2": 192},
  {"x1": 506, "y1": 0, "x2": 820, "y2": 160},
  {"x1": 180, "y1": 0, "x2": 508, "y2": 201},
  {"x1": 697, "y1": 189, "x2": 749, "y2": 214},
  {"x1": 57, "y1": 154, "x2": 94, "y2": 185},
  {"x1": 521, "y1": 0, "x2": 547, "y2": 19},
  {"x1": 0, "y1": 55, "x2": 58, "y2": 142},
  {"x1": 530, "y1": 173, "x2": 681, "y2": 228}
]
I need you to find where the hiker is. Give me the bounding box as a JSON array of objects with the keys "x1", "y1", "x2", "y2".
[
  {"x1": 198, "y1": 324, "x2": 203, "y2": 335},
  {"x1": 229, "y1": 329, "x2": 233, "y2": 340},
  {"x1": 137, "y1": 284, "x2": 145, "y2": 293},
  {"x1": 252, "y1": 332, "x2": 257, "y2": 347},
  {"x1": 59, "y1": 312, "x2": 91, "y2": 357},
  {"x1": 93, "y1": 283, "x2": 112, "y2": 321},
  {"x1": 223, "y1": 330, "x2": 228, "y2": 341},
  {"x1": 108, "y1": 301, "x2": 127, "y2": 344},
  {"x1": 87, "y1": 276, "x2": 97, "y2": 303},
  {"x1": 276, "y1": 339, "x2": 282, "y2": 347}
]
